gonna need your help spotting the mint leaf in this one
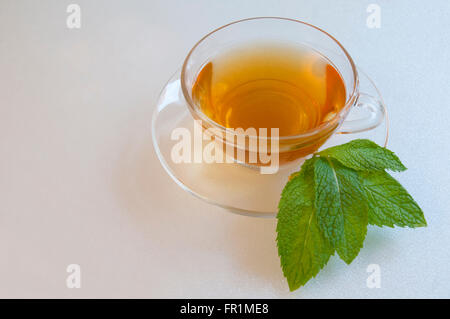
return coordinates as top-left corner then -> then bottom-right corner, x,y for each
319,139 -> 406,172
360,170 -> 427,228
277,158 -> 334,291
276,139 -> 426,291
314,157 -> 368,264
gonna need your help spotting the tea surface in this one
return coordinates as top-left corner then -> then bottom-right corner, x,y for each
192,42 -> 347,137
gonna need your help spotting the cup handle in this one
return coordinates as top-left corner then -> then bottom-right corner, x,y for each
338,93 -> 386,134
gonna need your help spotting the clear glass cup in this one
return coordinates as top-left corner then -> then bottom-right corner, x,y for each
180,17 -> 385,167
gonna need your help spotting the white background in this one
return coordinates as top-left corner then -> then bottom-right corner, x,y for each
0,0 -> 449,298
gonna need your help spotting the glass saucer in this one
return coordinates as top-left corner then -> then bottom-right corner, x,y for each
152,68 -> 388,217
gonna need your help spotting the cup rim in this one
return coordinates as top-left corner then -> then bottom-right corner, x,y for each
180,16 -> 359,141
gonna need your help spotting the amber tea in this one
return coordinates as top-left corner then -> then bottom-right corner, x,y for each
192,42 -> 346,138
191,42 -> 347,165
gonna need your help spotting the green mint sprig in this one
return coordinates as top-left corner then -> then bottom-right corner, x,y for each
276,139 -> 426,291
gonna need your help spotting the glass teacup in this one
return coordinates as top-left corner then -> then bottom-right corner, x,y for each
180,17 -> 385,172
